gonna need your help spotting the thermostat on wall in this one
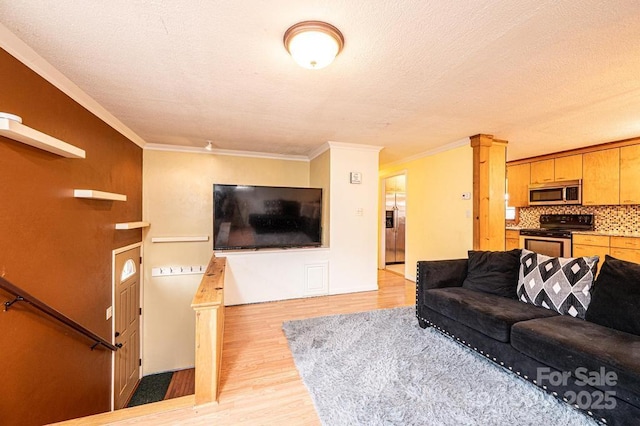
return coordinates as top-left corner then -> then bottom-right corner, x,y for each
350,172 -> 362,184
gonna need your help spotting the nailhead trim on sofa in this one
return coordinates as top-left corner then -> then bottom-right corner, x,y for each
414,264 -> 606,424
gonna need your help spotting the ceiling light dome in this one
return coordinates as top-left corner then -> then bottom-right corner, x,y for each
284,21 -> 344,69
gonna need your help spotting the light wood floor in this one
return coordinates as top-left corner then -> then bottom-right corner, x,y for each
58,270 -> 415,425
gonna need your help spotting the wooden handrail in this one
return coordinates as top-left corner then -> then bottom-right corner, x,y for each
191,255 -> 226,406
0,276 -> 118,351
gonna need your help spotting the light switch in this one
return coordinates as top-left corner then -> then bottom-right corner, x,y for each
355,208 -> 363,216
106,306 -> 113,320
461,192 -> 471,200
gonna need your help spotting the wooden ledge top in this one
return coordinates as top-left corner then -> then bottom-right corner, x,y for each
191,256 -> 226,309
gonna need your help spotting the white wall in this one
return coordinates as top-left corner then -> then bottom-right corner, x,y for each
222,248 -> 330,305
328,143 -> 381,294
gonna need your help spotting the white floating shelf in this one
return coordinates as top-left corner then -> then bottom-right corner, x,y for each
151,236 -> 209,243
74,189 -> 127,201
0,112 -> 86,159
115,221 -> 150,230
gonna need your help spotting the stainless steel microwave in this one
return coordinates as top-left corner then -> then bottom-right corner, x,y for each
528,180 -> 582,206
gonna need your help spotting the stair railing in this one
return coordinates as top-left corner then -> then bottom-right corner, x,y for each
0,276 -> 117,351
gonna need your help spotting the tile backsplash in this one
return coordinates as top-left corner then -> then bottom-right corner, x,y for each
507,205 -> 640,233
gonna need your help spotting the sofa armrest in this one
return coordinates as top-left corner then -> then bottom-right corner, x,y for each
416,259 -> 468,324
416,259 -> 468,291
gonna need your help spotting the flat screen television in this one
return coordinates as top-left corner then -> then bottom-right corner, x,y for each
213,184 -> 323,250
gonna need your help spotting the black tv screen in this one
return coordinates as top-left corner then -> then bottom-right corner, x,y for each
213,184 -> 323,250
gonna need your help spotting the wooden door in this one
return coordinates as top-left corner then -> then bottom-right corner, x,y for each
114,246 -> 141,409
582,148 -> 620,206
530,159 -> 554,183
620,145 -> 640,205
554,154 -> 582,181
506,163 -> 530,207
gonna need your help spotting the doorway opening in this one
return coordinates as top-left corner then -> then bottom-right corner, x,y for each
382,173 -> 406,276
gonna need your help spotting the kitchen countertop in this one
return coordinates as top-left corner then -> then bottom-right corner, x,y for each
572,230 -> 640,238
506,227 -> 640,238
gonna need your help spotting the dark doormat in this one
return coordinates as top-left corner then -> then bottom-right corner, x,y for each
127,372 -> 174,407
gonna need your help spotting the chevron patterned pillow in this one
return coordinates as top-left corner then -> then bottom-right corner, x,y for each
517,249 -> 599,319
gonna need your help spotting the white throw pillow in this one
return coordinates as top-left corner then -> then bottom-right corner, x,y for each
517,249 -> 599,319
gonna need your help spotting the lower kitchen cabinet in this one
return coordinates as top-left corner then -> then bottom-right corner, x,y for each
573,243 -> 610,264
505,229 -> 520,251
610,236 -> 640,263
572,234 -> 610,275
573,234 -> 640,273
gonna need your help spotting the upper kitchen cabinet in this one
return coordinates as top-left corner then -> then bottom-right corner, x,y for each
530,155 -> 582,183
620,145 -> 640,205
530,159 -> 554,184
582,148 -> 620,206
554,154 -> 582,181
506,163 -> 530,207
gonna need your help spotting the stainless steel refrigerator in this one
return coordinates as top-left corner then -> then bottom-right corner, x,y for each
385,192 -> 406,264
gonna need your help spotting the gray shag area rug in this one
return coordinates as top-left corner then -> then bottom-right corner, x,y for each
282,306 -> 599,426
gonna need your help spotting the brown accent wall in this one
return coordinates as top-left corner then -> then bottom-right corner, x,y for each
0,49 -> 143,425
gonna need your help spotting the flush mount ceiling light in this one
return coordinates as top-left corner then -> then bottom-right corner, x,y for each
283,21 -> 344,69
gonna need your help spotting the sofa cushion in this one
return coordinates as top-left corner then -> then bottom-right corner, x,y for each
517,249 -> 598,319
512,315 -> 640,399
586,255 -> 640,336
462,249 -> 521,299
417,259 -> 468,291
423,287 -> 558,342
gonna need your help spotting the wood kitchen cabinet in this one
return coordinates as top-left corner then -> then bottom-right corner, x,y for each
505,229 -> 520,250
610,236 -> 640,263
554,154 -> 582,181
620,145 -> 640,205
572,234 -> 610,274
530,159 -> 554,184
582,148 -> 620,206
573,235 -> 640,273
530,154 -> 582,184
506,163 -> 530,207
572,235 -> 610,258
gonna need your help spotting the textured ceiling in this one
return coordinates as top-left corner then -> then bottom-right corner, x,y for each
1,1 -> 639,163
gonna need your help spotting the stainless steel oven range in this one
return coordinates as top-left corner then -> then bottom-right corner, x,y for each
518,214 -> 594,257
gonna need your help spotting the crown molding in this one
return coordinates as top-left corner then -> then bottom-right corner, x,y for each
308,141 -> 384,161
144,143 -> 309,161
381,137 -> 470,168
0,23 -> 147,149
326,141 -> 384,152
307,142 -> 330,160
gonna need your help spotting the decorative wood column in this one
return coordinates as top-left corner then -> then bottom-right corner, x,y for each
191,255 -> 226,407
470,134 -> 508,251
